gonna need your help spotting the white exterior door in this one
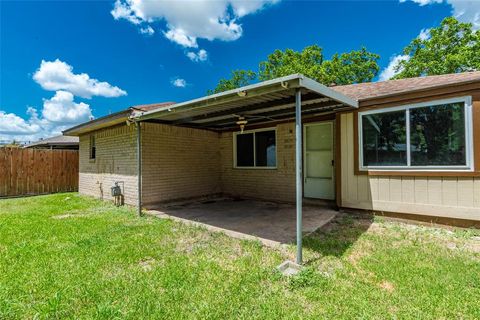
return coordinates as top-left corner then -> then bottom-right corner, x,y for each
303,122 -> 335,200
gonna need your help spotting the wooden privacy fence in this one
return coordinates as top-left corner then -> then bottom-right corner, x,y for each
0,148 -> 79,197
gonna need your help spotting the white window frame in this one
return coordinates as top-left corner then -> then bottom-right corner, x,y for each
233,127 -> 277,169
358,96 -> 473,172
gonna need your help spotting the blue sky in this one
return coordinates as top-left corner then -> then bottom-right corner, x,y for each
1,0 -> 478,142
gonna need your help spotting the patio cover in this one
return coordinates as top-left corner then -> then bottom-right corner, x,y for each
134,74 -> 358,128
132,74 -> 358,265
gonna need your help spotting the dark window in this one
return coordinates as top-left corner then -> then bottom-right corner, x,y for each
235,130 -> 276,168
360,100 -> 469,169
255,130 -> 276,167
236,133 -> 254,166
362,110 -> 407,166
410,102 -> 466,166
89,135 -> 96,160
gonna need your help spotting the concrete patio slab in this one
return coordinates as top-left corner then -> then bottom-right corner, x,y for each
145,197 -> 337,247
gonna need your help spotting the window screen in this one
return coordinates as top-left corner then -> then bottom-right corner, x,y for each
410,102 -> 466,166
89,135 -> 96,160
255,130 -> 276,167
360,100 -> 470,169
362,110 -> 407,166
235,129 -> 276,168
236,133 -> 254,166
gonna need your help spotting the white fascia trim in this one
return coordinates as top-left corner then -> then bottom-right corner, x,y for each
136,74 -> 305,121
299,76 -> 359,109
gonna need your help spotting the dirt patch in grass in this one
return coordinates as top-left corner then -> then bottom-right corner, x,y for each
52,213 -> 91,219
378,280 -> 395,293
347,240 -> 374,266
174,229 -> 214,254
51,207 -> 110,219
138,257 -> 157,272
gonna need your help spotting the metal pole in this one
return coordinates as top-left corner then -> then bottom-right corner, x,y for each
295,88 -> 303,265
136,121 -> 142,216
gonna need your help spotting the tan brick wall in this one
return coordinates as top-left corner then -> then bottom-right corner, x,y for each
79,124 -> 138,205
219,123 -> 296,202
141,123 -> 221,205
78,122 -> 296,206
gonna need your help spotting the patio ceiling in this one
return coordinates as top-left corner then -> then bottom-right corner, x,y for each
135,74 -> 358,130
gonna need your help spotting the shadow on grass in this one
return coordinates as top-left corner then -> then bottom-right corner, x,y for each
303,211 -> 374,261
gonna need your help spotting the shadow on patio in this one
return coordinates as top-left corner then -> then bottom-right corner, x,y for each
146,197 -> 343,246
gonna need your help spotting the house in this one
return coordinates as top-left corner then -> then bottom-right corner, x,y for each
64,72 -> 480,227
25,135 -> 79,150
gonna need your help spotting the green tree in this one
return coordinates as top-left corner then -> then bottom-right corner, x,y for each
209,45 -> 380,93
321,47 -> 381,85
258,45 -> 325,81
394,17 -> 480,79
259,45 -> 379,85
207,70 -> 257,94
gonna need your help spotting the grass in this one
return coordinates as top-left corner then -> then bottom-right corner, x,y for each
0,193 -> 479,319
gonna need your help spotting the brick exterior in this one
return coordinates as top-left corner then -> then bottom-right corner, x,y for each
219,123 -> 296,202
79,122 -> 223,205
141,123 -> 221,205
79,124 -> 138,205
79,121 -> 298,206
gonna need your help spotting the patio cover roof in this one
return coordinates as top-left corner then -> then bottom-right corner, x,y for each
135,74 -> 358,130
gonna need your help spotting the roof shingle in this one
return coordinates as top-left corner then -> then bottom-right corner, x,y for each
25,135 -> 79,148
331,71 -> 480,101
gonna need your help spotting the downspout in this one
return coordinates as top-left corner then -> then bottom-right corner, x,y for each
136,121 -> 142,216
295,88 -> 303,265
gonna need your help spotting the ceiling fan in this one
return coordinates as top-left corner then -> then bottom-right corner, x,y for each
234,114 -> 276,133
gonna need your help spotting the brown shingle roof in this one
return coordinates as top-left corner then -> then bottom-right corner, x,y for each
25,135 -> 79,148
331,71 -> 480,101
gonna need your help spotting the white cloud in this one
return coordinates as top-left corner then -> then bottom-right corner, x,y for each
0,109 -> 43,136
400,0 -> 442,5
110,0 -> 279,49
401,0 -> 480,29
186,49 -> 208,62
140,26 -> 154,35
42,91 -> 92,123
379,55 -> 410,81
0,92 -> 93,143
33,59 -> 127,99
111,0 -> 142,25
165,28 -> 198,48
171,78 -> 187,88
418,28 -> 431,40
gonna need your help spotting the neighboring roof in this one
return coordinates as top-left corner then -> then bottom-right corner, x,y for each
136,74 -> 358,130
331,71 -> 480,101
25,135 -> 79,148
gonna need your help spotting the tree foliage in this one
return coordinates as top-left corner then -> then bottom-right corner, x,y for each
209,45 -> 380,93
207,70 -> 257,94
394,17 -> 480,79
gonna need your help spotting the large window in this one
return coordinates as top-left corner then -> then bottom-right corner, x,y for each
359,97 -> 473,171
234,129 -> 276,168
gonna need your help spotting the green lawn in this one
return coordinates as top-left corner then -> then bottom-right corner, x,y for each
0,194 -> 479,319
